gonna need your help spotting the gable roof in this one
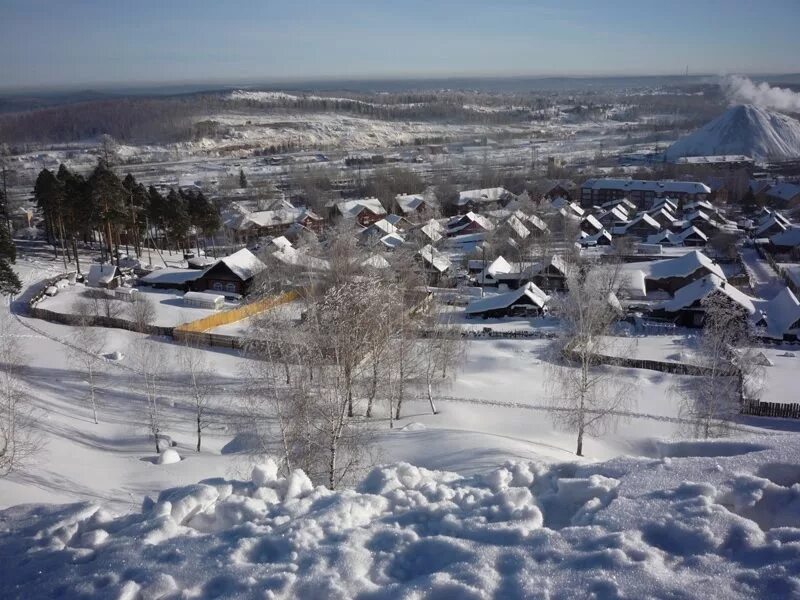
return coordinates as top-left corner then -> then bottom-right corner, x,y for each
581,214 -> 603,231
447,211 -> 494,234
626,212 -> 661,232
504,215 -> 530,239
657,274 -> 755,314
582,178 -> 711,195
646,250 -> 725,281
212,248 -> 267,281
754,215 -> 788,237
766,182 -> 800,203
770,226 -> 800,248
395,193 -> 428,214
465,282 -> 549,315
417,244 -> 451,273
379,232 -> 406,250
87,264 -> 119,286
753,287 -> 800,338
336,198 -> 387,218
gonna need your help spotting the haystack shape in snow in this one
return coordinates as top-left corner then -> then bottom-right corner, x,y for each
666,104 -> 800,161
466,282 -> 549,318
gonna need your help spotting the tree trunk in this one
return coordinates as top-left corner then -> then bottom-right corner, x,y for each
89,366 -> 98,424
427,380 -> 437,414
196,411 -> 201,452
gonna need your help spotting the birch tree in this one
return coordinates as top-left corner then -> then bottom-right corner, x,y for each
676,293 -> 761,438
129,340 -> 169,452
548,263 -> 631,456
0,312 -> 38,476
69,299 -> 106,424
178,341 -> 215,452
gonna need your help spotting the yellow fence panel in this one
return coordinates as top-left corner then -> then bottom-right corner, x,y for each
174,291 -> 299,334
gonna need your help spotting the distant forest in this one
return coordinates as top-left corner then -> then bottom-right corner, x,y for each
0,83 -> 728,148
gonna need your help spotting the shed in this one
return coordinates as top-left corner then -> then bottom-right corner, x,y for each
86,264 -> 121,289
183,291 -> 225,310
114,287 -> 139,302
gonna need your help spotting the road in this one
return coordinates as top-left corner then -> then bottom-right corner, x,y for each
740,247 -> 784,300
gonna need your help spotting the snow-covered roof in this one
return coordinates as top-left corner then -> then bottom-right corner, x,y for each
272,246 -> 330,271
582,178 -> 711,195
504,215 -> 530,239
581,214 -> 603,231
646,226 -> 708,246
651,198 -> 678,212
87,264 -> 119,286
379,232 -> 405,250
212,248 -> 266,281
551,197 -> 584,216
601,197 -> 637,211
579,229 -> 613,246
599,205 -> 630,223
526,213 -> 549,232
683,200 -> 713,213
363,219 -> 398,236
362,254 -> 391,270
657,274 -> 755,315
625,212 -> 661,232
648,208 -> 677,224
447,211 -> 494,234
336,198 -> 387,218
456,187 -> 513,206
476,256 -> 513,283
754,215 -> 788,237
770,226 -> 800,248
417,244 -> 451,273
183,291 -> 224,304
270,236 -> 293,251
767,183 -> 800,202
235,207 -> 303,230
753,287 -> 800,338
384,214 -> 409,228
646,250 -> 725,281
465,282 -> 549,314
140,268 -> 201,286
395,193 -> 428,214
416,219 -> 443,243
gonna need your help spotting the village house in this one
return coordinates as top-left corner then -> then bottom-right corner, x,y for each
334,198 -> 388,227
446,212 -> 494,237
623,213 -> 662,239
769,227 -> 800,256
465,282 -> 549,319
394,193 -> 438,221
193,248 -> 266,296
752,287 -> 800,341
651,274 -> 755,327
646,226 -> 708,248
416,244 -> 452,284
455,187 -> 516,212
86,264 -> 121,289
639,250 -> 725,295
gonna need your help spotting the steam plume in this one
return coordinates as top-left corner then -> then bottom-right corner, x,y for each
721,75 -> 800,113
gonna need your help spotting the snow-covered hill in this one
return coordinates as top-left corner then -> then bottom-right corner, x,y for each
2,437 -> 800,599
666,104 -> 800,161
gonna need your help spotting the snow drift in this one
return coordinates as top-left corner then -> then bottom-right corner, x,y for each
1,437 -> 800,598
666,104 -> 800,161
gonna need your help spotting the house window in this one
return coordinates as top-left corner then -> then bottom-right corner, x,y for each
225,282 -> 237,293
212,281 -> 223,291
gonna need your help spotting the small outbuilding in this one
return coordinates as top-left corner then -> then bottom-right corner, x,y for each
183,291 -> 225,310
113,287 -> 139,302
86,264 -> 121,289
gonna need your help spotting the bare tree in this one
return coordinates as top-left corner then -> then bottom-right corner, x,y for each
68,299 -> 106,424
129,340 -> 169,452
0,312 -> 38,476
127,293 -> 156,333
548,262 -> 631,456
676,293 -> 761,438
84,288 -> 123,319
177,340 -> 215,452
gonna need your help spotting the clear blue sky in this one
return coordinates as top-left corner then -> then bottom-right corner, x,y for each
2,0 -> 799,90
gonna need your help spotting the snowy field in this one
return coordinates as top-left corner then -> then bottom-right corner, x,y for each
4,253 -> 800,598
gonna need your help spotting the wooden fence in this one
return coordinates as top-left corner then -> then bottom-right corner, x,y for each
742,400 -> 800,419
29,306 -> 173,337
175,291 -> 299,334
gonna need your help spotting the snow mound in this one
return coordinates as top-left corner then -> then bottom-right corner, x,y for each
156,449 -> 181,465
2,436 -> 800,598
398,422 -> 426,431
666,104 -> 800,161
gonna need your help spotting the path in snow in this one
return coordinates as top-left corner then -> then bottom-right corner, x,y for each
740,247 -> 784,300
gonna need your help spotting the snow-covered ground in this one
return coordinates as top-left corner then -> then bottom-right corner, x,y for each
35,283 -> 234,328
2,435 -> 800,598
4,250 -> 800,598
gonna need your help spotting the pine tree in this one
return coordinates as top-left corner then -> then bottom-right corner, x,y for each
0,197 -> 20,295
239,168 -> 248,189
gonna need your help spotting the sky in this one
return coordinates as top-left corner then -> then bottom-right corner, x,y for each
1,0 -> 799,91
